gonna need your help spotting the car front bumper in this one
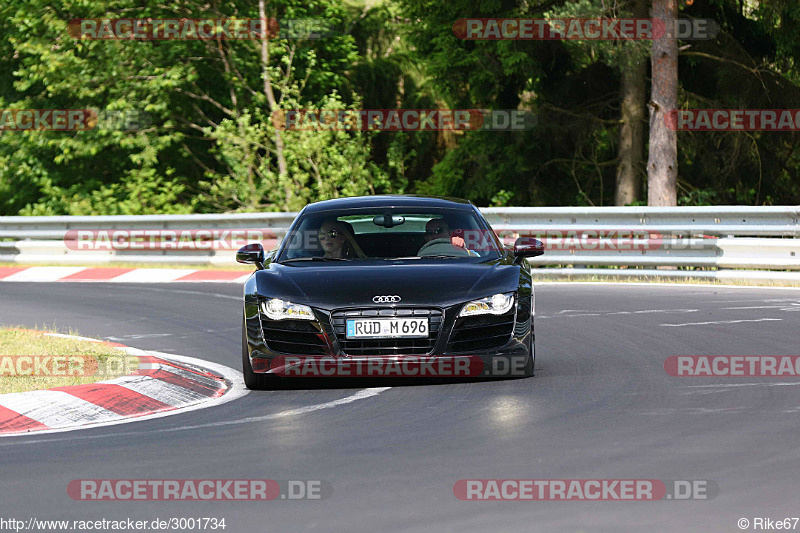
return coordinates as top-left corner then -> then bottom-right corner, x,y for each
244,297 -> 533,379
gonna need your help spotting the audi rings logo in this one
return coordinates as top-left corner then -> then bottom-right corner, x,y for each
373,295 -> 401,303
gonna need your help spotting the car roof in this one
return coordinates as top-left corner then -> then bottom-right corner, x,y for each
303,195 -> 473,213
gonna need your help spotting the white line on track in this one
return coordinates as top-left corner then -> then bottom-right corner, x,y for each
639,407 -> 747,415
720,305 -> 792,310
539,308 -> 698,319
707,298 -> 800,303
45,332 -> 105,343
102,285 -> 243,301
659,318 -> 783,327
129,287 -> 243,300
105,333 -> 173,340
682,382 -> 800,388
167,386 -> 392,429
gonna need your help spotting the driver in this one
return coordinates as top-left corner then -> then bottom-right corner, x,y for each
318,219 -> 365,259
422,218 -> 466,249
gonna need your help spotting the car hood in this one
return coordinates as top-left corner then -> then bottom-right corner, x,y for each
254,259 -> 519,310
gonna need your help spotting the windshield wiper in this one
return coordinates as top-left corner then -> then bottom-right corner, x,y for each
280,257 -> 351,263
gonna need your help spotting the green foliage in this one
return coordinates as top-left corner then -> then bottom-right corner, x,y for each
678,187 -> 718,206
0,0 -> 393,215
545,0 -> 650,71
398,0 -> 800,207
0,0 -> 799,215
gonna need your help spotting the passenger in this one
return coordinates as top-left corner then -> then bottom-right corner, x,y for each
318,219 -> 365,259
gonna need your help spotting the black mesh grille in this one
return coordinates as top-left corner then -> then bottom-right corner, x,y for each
447,312 -> 515,352
260,318 -> 328,355
331,308 -> 442,356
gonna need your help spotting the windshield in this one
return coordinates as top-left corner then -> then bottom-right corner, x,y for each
276,207 -> 502,262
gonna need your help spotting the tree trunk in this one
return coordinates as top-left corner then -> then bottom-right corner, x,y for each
258,0 -> 290,205
615,0 -> 648,206
647,0 -> 678,206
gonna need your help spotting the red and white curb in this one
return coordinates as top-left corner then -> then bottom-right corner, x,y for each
0,334 -> 248,436
0,266 -> 250,283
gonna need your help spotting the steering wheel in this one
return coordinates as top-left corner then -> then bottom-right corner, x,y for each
417,238 -> 471,257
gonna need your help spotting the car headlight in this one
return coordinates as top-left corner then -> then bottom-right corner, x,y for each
458,293 -> 515,317
260,298 -> 315,321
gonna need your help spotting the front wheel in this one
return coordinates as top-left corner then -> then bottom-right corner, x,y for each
522,322 -> 535,378
242,320 -> 278,390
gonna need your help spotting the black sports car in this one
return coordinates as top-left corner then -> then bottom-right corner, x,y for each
237,195 -> 544,389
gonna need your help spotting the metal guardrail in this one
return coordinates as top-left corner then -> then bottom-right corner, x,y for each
481,205 -> 800,236
0,212 -> 296,266
481,206 -> 800,273
1,207 -> 799,280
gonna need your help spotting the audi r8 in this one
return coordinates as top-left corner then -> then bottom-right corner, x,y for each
237,195 -> 543,389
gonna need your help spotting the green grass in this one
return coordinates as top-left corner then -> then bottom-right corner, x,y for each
0,327 -> 138,394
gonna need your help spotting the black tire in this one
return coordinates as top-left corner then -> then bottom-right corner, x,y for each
522,320 -> 535,378
242,320 -> 276,390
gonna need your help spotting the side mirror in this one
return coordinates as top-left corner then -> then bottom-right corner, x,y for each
237,243 -> 266,269
513,237 -> 544,263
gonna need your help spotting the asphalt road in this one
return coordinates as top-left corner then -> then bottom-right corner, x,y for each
1,281 -> 799,532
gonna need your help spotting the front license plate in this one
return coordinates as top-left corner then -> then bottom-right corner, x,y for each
346,318 -> 429,339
